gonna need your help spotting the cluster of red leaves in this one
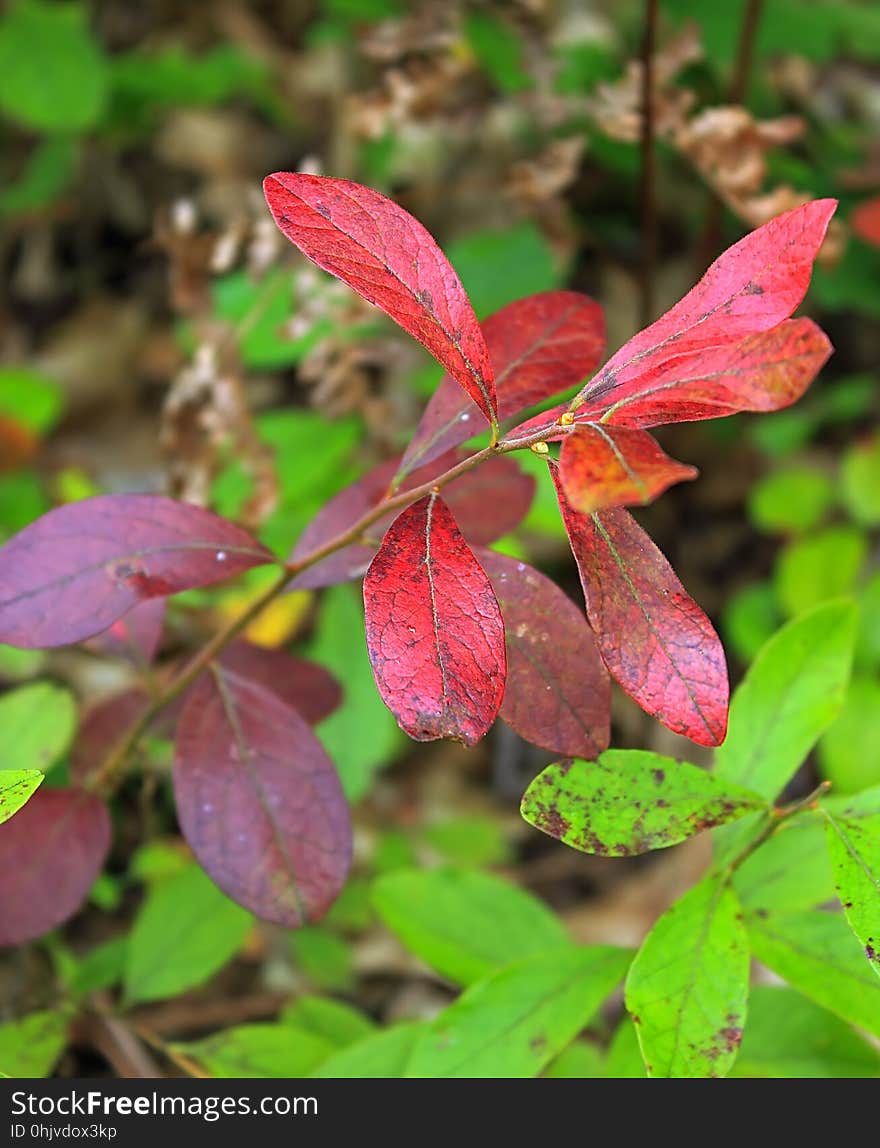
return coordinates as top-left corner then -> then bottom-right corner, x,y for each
0,175 -> 834,942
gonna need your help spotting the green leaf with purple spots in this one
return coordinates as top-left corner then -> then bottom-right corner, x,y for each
0,769 -> 43,826
521,750 -> 765,857
625,876 -> 750,1078
823,810 -> 880,979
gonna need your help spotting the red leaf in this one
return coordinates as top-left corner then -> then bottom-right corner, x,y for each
852,197 -> 880,247
478,550 -> 610,758
508,316 -> 830,441
559,425 -> 697,513
218,641 -> 342,725
289,454 -> 533,590
0,495 -> 274,649
0,787 -> 112,946
580,318 -> 832,428
550,464 -> 728,746
398,291 -> 605,480
571,199 -> 836,416
71,688 -> 152,785
84,599 -> 166,665
173,667 -> 351,927
264,173 -> 496,422
363,494 -> 506,746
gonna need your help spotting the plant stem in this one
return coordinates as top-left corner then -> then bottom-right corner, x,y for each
718,779 -> 831,879
638,0 -> 659,329
694,0 -> 765,272
86,420 -> 572,798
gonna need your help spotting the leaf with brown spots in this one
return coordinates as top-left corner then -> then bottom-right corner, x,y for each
264,173 -> 497,424
625,876 -> 750,1078
477,550 -> 609,758
521,750 -> 766,857
823,810 -> 880,980
559,424 -> 697,513
0,787 -> 112,946
0,770 -> 43,826
363,494 -> 505,746
550,463 -> 728,747
0,495 -> 275,649
173,665 -> 351,927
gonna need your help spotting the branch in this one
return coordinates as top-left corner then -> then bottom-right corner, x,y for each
639,0 -> 659,329
86,419 -> 571,798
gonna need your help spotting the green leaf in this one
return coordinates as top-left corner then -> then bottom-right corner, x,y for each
0,644 -> 46,682
0,471 -> 49,540
208,269 -> 329,370
818,677 -> 880,794
0,1010 -> 68,1077
109,44 -> 274,123
734,817 -> 835,912
748,466 -> 835,534
322,877 -> 374,932
311,1022 -> 425,1079
124,864 -> 252,1004
289,926 -> 355,992
178,1024 -> 333,1078
543,1041 -> 605,1078
423,814 -> 512,867
372,867 -> 569,987
129,839 -> 189,885
521,751 -> 765,857
722,581 -> 781,664
0,0 -> 108,131
823,811 -> 880,978
825,785 -> 880,822
0,682 -> 76,774
0,368 -> 63,435
856,572 -> 880,672
0,138 -> 78,217
731,986 -> 880,1078
714,601 -> 857,801
445,222 -> 560,319
605,1017 -> 646,1078
307,584 -> 403,801
0,769 -> 43,825
747,910 -> 880,1036
67,937 -> 127,997
774,528 -> 866,618
464,10 -> 530,94
281,997 -> 375,1049
841,434 -> 880,525
625,877 -> 750,1078
406,946 -> 631,1078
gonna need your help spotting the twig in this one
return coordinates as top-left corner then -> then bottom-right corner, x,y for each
85,418 -> 575,799
639,0 -> 659,329
695,0 -> 765,271
128,992 -> 289,1038
76,996 -> 163,1078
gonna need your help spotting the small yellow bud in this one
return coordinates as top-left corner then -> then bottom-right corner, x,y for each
530,441 -> 550,455
558,412 -> 575,426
